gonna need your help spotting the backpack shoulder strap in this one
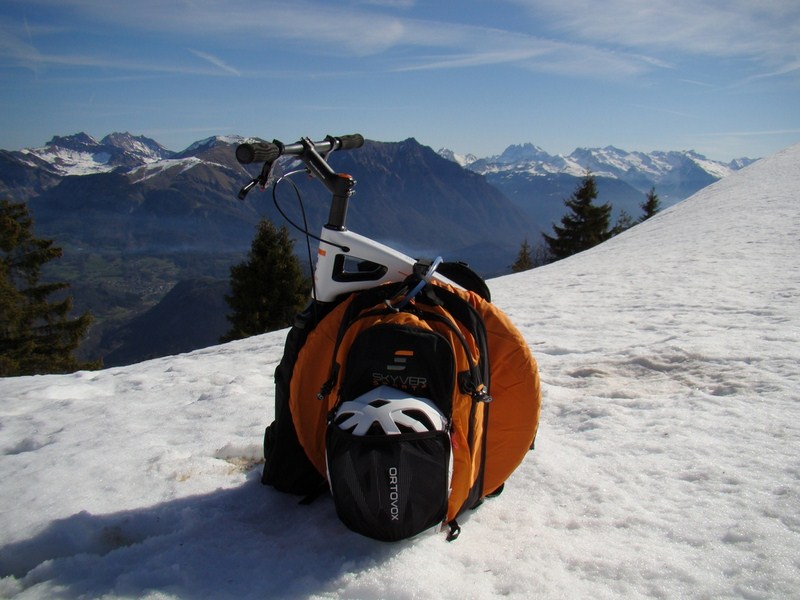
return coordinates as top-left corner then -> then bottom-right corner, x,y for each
438,261 -> 491,302
418,282 -> 491,388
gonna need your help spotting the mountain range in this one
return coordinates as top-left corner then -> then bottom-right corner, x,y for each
0,132 -> 754,365
438,143 -> 755,235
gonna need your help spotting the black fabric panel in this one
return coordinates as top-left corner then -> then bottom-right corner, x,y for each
326,426 -> 450,541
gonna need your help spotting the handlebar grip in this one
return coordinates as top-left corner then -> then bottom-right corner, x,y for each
335,134 -> 364,150
235,142 -> 280,165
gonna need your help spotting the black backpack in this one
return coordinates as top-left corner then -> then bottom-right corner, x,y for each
260,261 -> 490,499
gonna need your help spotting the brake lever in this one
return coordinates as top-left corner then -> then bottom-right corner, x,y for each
237,160 -> 274,200
238,178 -> 259,200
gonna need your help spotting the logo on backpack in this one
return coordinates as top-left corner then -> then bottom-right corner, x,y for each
388,466 -> 400,521
372,349 -> 428,391
388,349 -> 413,371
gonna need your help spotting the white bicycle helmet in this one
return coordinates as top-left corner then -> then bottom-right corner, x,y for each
333,385 -> 448,436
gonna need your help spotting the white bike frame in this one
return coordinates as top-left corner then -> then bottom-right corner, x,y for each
237,133 -> 456,304
314,227 -> 454,303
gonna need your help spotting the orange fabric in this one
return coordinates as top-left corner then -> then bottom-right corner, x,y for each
475,298 -> 541,495
438,285 -> 541,498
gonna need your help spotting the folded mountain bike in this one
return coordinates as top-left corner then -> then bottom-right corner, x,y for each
235,134 -> 539,542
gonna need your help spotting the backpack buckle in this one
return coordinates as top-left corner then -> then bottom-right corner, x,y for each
390,256 -> 444,310
413,256 -> 444,282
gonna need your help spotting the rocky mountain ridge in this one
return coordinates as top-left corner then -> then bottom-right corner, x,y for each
439,142 -> 756,207
9,132 -> 753,200
442,141 -> 753,182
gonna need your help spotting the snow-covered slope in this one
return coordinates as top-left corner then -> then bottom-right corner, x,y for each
1,144 -> 799,599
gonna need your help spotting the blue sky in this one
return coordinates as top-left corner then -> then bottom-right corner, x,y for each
1,0 -> 798,161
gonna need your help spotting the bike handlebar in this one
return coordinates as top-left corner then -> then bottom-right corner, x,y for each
235,133 -> 364,225
235,133 -> 364,165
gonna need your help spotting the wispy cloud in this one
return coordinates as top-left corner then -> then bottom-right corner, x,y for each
8,0 -> 665,80
375,19 -> 661,79
0,20 -> 42,73
507,0 -> 800,69
7,49 -> 238,77
19,1 -> 425,56
188,49 -> 241,76
630,103 -> 696,119
395,48 -> 550,71
0,20 -> 241,78
22,16 -> 33,45
680,79 -> 716,89
733,61 -> 800,87
10,0 -> 798,85
353,0 -> 416,7
708,128 -> 800,138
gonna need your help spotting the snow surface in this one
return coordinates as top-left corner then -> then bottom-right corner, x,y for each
128,157 -> 208,183
19,147 -> 116,177
1,144 -> 799,599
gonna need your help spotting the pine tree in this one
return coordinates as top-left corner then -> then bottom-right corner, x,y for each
531,241 -> 555,267
221,219 -> 308,342
543,174 -> 612,260
511,238 -> 535,273
640,187 -> 662,222
611,209 -> 635,236
1,198 -> 95,376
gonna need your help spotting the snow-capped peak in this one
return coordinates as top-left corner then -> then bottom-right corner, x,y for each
436,148 -> 478,167
496,142 -> 551,164
46,132 -> 100,151
101,132 -> 173,162
20,132 -> 175,176
440,142 -> 757,193
180,135 -> 245,155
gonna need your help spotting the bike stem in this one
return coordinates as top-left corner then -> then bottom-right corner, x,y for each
298,137 -> 355,231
